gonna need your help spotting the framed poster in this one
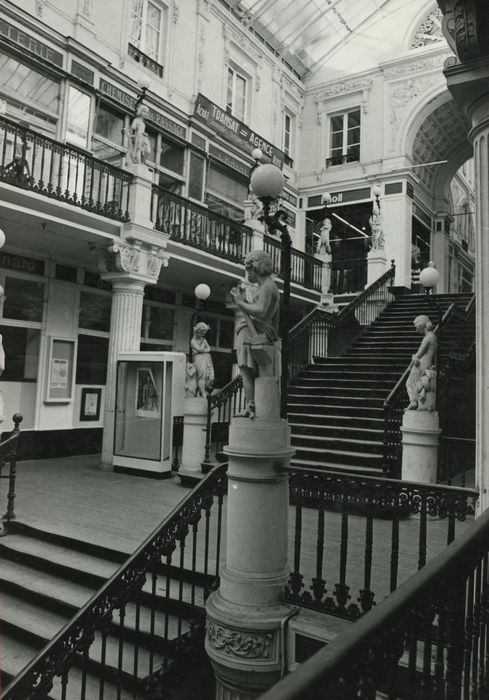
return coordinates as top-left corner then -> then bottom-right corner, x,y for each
80,387 -> 102,421
45,337 -> 76,402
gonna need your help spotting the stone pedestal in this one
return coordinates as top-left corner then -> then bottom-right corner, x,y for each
366,249 -> 387,287
316,252 -> 331,296
401,410 -> 441,483
125,162 -> 154,229
205,376 -> 295,698
178,396 -> 207,485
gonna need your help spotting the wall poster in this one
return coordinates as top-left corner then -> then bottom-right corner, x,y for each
45,337 -> 76,402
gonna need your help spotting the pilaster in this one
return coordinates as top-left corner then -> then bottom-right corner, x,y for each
382,192 -> 413,288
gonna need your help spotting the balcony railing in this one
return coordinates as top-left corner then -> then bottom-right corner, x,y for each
330,257 -> 367,294
263,234 -> 322,291
128,43 -> 164,78
151,185 -> 253,264
0,116 -> 132,221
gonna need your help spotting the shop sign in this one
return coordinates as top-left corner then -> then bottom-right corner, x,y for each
193,93 -> 285,168
209,144 -> 249,177
281,189 -> 298,207
307,187 -> 370,208
0,19 -> 63,67
99,79 -> 136,110
0,251 -> 45,275
146,108 -> 186,140
71,60 -> 94,85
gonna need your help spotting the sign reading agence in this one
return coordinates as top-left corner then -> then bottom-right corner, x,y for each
193,93 -> 285,168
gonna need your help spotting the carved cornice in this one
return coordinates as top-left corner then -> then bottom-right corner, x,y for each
383,51 -> 451,79
206,620 -> 272,659
223,23 -> 264,64
436,0 -> 489,63
314,79 -> 372,114
97,242 -> 169,283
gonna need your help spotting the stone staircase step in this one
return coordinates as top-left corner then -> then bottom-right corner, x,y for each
290,459 -> 384,477
289,422 -> 383,441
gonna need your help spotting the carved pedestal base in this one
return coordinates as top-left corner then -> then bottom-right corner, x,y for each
366,250 -> 387,288
205,376 -> 295,697
179,397 -> 207,485
401,410 -> 441,483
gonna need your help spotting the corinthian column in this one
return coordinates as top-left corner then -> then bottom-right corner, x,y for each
98,241 -> 169,469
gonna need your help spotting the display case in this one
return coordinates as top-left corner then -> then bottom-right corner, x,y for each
113,352 -> 186,477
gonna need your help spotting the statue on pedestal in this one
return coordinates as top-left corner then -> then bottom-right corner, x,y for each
405,314 -> 438,411
369,200 -> 384,250
230,251 -> 280,419
190,321 -> 215,397
128,104 -> 151,164
316,216 -> 332,256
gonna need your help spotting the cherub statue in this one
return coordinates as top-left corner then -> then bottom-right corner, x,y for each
405,315 -> 438,410
316,217 -> 332,255
247,191 -> 264,221
128,104 -> 151,164
190,322 -> 214,397
369,200 -> 384,250
230,250 -> 280,418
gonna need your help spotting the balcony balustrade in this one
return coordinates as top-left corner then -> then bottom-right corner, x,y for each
263,233 -> 322,292
0,116 -> 132,221
127,43 -> 164,78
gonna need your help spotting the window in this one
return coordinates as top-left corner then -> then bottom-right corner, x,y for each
76,334 -> 109,385
141,302 -> 174,345
66,86 -> 91,149
159,136 -> 184,174
283,112 -> 295,158
79,291 -> 112,333
94,103 -> 125,147
329,109 -> 361,166
188,152 -> 205,201
129,0 -> 166,62
226,66 -> 247,122
3,277 -> 44,322
1,326 -> 40,381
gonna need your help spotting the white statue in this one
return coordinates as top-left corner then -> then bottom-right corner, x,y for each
184,362 -> 198,398
190,322 -> 215,397
230,251 -> 280,419
369,200 -> 384,251
405,315 -> 438,411
316,217 -> 332,256
128,104 -> 151,164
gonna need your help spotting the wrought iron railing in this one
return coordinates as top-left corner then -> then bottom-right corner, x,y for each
202,376 -> 245,470
151,185 -> 253,264
286,467 -> 477,621
288,306 -> 338,383
0,116 -> 132,221
127,43 -> 164,78
0,413 -> 23,537
383,295 -> 475,478
263,235 -> 322,291
330,257 -> 367,294
262,491 -> 489,700
327,261 -> 396,357
2,464 -> 227,700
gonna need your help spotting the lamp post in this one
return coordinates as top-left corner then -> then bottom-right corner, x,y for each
419,262 -> 441,409
189,283 -> 211,359
250,163 -> 291,419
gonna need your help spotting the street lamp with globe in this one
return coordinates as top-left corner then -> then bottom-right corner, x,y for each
189,283 -> 211,358
249,162 -> 291,419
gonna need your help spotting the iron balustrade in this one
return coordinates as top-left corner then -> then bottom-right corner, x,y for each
330,257 -> 367,294
0,116 -> 132,221
171,416 -> 184,470
151,185 -> 253,264
383,295 -> 475,478
288,306 -> 338,384
2,464 -> 227,700
0,413 -> 23,536
286,467 -> 477,621
127,43 -> 164,78
202,376 -> 245,469
263,234 -> 322,291
262,490 -> 489,700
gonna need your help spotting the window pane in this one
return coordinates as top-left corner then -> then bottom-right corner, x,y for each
348,110 -> 361,128
66,86 -> 91,149
3,277 -> 44,322
235,74 -> 246,121
188,152 -> 205,200
159,137 -> 184,174
330,115 -> 343,132
129,0 -> 144,45
226,68 -> 234,113
346,145 -> 360,162
79,291 -> 112,332
95,103 -> 124,145
145,25 -> 160,60
1,326 -> 40,381
141,304 -> 174,340
76,334 -> 109,384
158,172 -> 183,194
347,127 -> 360,145
0,53 -> 60,114
331,132 -> 343,149
207,165 -> 248,203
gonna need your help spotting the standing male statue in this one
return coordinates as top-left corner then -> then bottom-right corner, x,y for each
230,251 -> 280,419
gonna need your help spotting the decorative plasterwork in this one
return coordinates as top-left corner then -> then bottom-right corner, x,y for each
382,51 -> 451,79
206,621 -> 272,659
387,74 -> 443,150
98,242 -> 169,282
172,2 -> 180,24
314,78 -> 372,114
222,24 -> 263,93
410,6 -> 444,48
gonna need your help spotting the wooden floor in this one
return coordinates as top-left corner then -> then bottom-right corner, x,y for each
7,454 -> 475,609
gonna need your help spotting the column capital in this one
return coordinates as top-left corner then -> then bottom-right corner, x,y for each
97,240 -> 169,285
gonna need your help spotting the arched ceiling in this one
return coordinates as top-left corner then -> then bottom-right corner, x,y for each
412,99 -> 472,193
224,0 -> 446,77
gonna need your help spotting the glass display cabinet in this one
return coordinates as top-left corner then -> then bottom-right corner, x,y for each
113,352 -> 185,477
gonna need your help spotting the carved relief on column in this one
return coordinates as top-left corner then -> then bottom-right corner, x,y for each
97,241 -> 169,285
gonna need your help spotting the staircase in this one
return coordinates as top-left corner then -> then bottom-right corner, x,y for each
0,521 -> 217,699
288,293 -> 474,476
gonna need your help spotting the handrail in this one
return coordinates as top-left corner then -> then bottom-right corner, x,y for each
261,505 -> 489,700
0,413 -> 23,535
335,260 -> 395,323
263,234 -> 322,292
3,463 -> 227,700
289,304 -> 338,340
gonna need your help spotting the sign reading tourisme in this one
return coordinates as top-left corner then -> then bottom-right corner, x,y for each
193,93 -> 285,168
